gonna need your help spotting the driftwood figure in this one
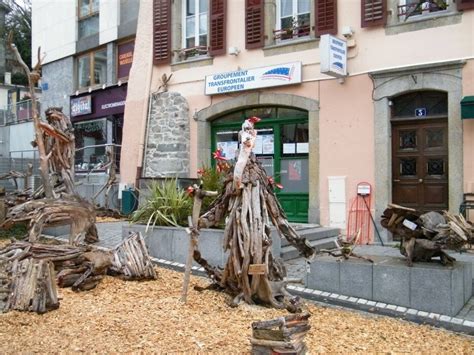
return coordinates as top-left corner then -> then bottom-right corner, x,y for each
191,117 -> 315,311
4,36 -> 97,244
3,197 -> 98,244
381,204 -> 472,266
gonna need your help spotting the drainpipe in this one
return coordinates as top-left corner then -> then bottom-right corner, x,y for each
135,41 -> 155,189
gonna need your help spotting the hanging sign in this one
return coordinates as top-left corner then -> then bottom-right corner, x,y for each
320,34 -> 347,78
205,62 -> 302,95
70,95 -> 92,117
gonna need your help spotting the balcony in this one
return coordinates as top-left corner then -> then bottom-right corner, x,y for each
0,100 -> 40,126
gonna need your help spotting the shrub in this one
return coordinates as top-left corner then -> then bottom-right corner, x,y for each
198,166 -> 226,213
130,179 -> 192,229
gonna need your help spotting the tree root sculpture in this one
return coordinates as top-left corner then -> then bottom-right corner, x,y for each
190,117 -> 316,312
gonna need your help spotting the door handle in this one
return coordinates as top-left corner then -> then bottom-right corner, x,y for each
393,179 -> 400,182
418,178 -> 423,183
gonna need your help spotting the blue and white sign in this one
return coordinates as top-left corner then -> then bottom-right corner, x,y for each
415,108 -> 427,117
205,62 -> 302,95
320,34 -> 347,78
70,95 -> 92,117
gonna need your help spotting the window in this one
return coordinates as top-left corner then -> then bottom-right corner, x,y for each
398,0 -> 448,20
276,0 -> 311,41
77,48 -> 107,89
181,0 -> 208,57
78,0 -> 99,39
74,119 -> 108,171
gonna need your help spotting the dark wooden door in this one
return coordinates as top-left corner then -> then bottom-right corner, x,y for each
392,119 -> 448,212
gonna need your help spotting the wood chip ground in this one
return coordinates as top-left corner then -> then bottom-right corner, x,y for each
0,267 -> 472,353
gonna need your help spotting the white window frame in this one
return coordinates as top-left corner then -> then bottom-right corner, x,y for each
398,0 -> 452,21
275,0 -> 311,41
181,0 -> 208,50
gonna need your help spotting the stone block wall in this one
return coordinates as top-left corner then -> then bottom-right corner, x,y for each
144,91 -> 190,178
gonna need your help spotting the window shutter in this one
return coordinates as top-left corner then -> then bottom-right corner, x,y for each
457,0 -> 474,11
153,0 -> 171,65
315,0 -> 337,36
361,0 -> 386,28
245,0 -> 264,49
209,0 -> 226,56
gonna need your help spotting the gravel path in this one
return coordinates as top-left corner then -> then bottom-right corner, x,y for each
0,267 -> 472,353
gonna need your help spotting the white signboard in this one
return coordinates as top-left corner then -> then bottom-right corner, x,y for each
320,35 -> 347,78
205,62 -> 302,95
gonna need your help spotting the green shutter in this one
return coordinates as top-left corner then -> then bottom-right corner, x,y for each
461,96 -> 474,119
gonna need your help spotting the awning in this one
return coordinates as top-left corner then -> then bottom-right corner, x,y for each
461,96 -> 474,119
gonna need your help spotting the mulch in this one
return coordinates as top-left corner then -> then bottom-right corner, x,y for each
0,267 -> 472,353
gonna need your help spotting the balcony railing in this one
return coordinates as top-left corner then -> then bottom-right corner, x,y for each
173,46 -> 208,61
398,1 -> 447,19
0,100 -> 41,126
273,25 -> 310,41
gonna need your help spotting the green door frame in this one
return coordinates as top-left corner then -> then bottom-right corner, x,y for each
211,109 -> 309,222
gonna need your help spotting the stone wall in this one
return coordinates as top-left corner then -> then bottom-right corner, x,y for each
144,91 -> 190,177
41,57 -> 74,117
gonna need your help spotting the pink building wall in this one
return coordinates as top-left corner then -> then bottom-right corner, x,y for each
463,61 -> 474,193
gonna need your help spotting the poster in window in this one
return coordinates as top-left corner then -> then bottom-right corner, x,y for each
254,135 -> 263,155
262,135 -> 274,154
288,160 -> 302,181
283,143 -> 296,154
218,141 -> 238,160
297,142 -> 309,154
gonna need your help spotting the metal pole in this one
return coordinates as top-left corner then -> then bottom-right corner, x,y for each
362,195 -> 384,246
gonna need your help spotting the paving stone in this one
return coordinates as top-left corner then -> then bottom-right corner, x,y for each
348,297 -> 358,303
386,304 -> 397,311
321,292 -> 331,297
396,306 -> 407,313
329,293 -> 339,298
367,301 -> 377,306
312,290 -> 322,295
449,318 -> 464,325
463,320 -> 474,327
439,315 -> 451,322
428,313 -> 440,320
338,295 -> 349,301
357,299 -> 368,305
417,311 -> 429,317
376,302 -> 387,309
406,308 -> 418,315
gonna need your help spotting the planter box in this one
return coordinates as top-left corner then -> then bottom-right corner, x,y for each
123,224 -> 282,268
307,255 -> 473,316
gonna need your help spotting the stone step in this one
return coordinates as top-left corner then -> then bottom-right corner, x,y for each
280,236 -> 339,261
280,227 -> 340,247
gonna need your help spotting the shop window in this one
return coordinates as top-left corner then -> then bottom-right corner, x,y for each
74,119 -> 108,171
281,123 -> 309,155
275,0 -> 311,41
78,0 -> 99,39
77,48 -> 107,89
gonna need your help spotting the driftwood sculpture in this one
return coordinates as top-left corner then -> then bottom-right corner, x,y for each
250,313 -> 311,354
191,117 -> 315,311
381,203 -> 473,266
4,36 -> 97,244
3,197 -> 98,244
0,232 -> 156,313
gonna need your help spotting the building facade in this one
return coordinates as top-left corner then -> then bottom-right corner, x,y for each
121,0 -> 474,242
32,0 -> 138,173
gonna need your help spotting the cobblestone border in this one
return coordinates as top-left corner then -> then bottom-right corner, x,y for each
150,257 -> 474,336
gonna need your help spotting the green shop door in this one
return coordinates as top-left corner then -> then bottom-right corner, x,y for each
211,107 -> 309,223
